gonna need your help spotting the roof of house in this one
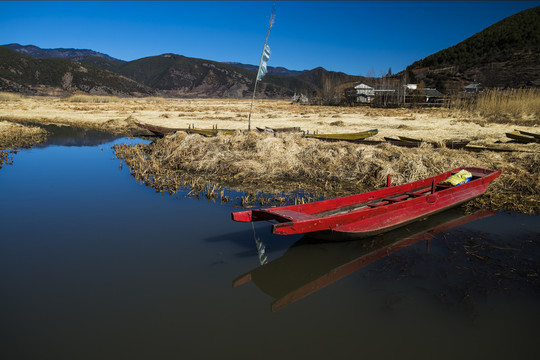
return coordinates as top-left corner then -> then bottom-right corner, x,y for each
354,83 -> 374,89
424,88 -> 443,97
465,83 -> 483,89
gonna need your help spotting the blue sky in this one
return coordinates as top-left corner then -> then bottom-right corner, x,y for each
1,1 -> 538,76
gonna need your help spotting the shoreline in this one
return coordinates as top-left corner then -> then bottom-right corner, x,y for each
112,131 -> 539,214
1,96 -> 538,213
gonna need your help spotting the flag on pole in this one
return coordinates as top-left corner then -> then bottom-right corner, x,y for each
248,6 -> 275,131
256,44 -> 271,81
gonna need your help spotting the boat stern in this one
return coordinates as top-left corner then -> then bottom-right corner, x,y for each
232,210 -> 253,222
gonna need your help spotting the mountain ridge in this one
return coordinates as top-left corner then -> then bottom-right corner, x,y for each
0,46 -> 154,96
2,6 -> 539,97
405,5 -> 540,90
3,43 -> 123,63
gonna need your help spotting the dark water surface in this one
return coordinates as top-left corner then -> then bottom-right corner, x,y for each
1,128 -> 539,360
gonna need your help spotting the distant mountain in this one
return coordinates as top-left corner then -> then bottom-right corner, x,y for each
224,62 -> 306,77
405,6 -> 540,91
0,46 -> 154,96
112,53 -> 335,98
3,43 -> 123,63
0,43 -> 363,99
111,53 -> 254,98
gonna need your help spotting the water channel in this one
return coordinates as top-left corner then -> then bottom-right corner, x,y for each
1,126 -> 539,359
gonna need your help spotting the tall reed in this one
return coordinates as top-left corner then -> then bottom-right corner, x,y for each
449,88 -> 540,124
114,132 -> 539,213
66,94 -> 120,103
0,92 -> 22,101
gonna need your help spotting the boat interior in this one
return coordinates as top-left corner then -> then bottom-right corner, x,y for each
270,170 -> 485,220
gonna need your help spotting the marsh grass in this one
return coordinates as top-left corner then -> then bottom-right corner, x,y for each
66,94 -> 121,103
0,121 -> 47,169
137,97 -> 166,104
114,131 -> 540,213
450,89 -> 540,125
0,92 -> 22,101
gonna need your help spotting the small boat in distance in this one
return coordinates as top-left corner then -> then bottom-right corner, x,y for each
135,122 -> 238,137
232,167 -> 501,239
396,135 -> 422,142
304,129 -> 378,142
464,144 -> 516,152
256,126 -> 302,133
505,130 -> 540,143
516,129 -> 540,139
135,122 -> 185,136
187,128 -> 237,137
384,135 -> 469,149
384,135 -> 422,147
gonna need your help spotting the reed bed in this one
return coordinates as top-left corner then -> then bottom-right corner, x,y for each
114,131 -> 540,213
65,94 -> 121,103
0,92 -> 22,102
0,121 -> 47,169
450,88 -> 540,125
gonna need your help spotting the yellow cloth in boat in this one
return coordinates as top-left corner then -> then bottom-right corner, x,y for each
441,170 -> 473,186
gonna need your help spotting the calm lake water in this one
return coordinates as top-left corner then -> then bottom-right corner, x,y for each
1,126 -> 539,360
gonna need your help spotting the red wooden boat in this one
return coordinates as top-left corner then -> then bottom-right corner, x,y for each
232,167 -> 501,239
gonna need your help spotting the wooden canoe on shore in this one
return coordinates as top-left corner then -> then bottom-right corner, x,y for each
187,128 -> 237,137
135,122 -> 237,137
395,135 -> 422,142
464,144 -> 516,152
505,130 -> 540,143
304,129 -> 378,142
384,136 -> 469,149
232,167 -> 500,239
256,126 -> 302,133
135,122 -> 185,136
516,129 -> 540,139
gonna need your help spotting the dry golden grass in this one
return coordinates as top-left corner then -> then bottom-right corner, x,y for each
0,121 -> 47,169
114,131 -> 540,213
1,94 -> 538,212
450,88 -> 540,125
65,94 -> 121,103
0,121 -> 46,149
0,92 -> 22,102
1,95 -> 538,146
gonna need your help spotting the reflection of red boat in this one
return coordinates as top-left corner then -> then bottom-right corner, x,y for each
233,209 -> 495,312
232,167 -> 500,238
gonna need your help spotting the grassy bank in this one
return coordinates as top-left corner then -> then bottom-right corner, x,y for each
0,121 -> 47,169
113,131 -> 539,214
